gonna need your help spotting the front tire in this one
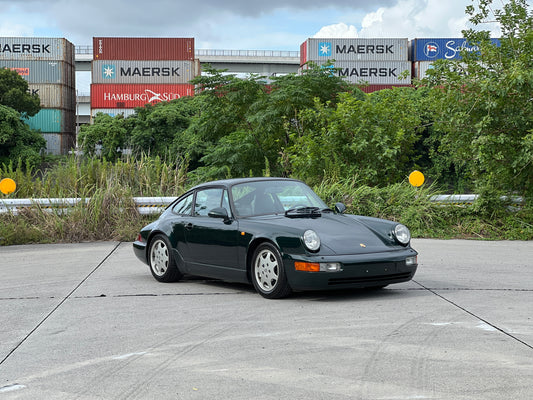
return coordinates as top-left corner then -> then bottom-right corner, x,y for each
148,234 -> 183,282
251,243 -> 292,299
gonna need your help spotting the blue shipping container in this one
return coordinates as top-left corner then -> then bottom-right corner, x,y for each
25,109 -> 75,133
411,38 -> 500,61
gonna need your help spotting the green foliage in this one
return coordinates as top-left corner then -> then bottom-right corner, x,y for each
423,0 -> 533,202
0,68 -> 40,116
0,105 -> 45,168
78,112 -> 129,161
289,86 -> 424,186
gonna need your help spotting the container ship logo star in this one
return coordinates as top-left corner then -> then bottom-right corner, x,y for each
318,42 -> 332,57
102,64 -> 115,79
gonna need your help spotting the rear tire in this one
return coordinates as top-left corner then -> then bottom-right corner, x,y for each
251,243 -> 292,299
148,234 -> 183,282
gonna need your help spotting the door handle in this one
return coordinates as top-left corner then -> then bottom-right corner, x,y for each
185,222 -> 194,230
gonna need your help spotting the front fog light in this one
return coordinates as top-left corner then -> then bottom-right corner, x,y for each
406,256 -> 417,266
321,262 -> 342,272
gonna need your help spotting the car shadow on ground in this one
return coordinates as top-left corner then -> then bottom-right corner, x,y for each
183,276 -> 412,302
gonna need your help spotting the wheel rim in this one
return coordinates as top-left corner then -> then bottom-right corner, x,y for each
150,239 -> 169,277
254,249 -> 279,292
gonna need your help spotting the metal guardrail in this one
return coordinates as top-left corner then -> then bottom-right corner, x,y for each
0,197 -> 176,216
0,195 -> 524,216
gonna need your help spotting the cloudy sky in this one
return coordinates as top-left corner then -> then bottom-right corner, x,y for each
1,0 -> 506,50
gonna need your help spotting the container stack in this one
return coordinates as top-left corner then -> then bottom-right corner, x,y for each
411,38 -> 500,79
0,37 -> 76,155
299,38 -> 411,92
91,37 -> 198,118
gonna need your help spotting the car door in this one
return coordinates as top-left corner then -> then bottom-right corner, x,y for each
167,192 -> 195,273
184,187 -> 243,281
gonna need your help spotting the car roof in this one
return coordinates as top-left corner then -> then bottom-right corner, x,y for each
189,177 -> 302,191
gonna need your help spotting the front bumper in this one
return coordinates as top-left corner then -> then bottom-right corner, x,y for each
284,248 -> 418,291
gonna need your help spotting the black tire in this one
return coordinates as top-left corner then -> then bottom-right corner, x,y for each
251,243 -> 292,299
148,234 -> 183,282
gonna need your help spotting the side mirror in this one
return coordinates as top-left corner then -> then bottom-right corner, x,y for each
208,207 -> 231,222
334,202 -> 346,214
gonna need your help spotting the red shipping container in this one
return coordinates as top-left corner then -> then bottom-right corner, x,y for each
93,37 -> 194,61
300,41 -> 307,66
358,84 -> 413,93
91,84 -> 195,108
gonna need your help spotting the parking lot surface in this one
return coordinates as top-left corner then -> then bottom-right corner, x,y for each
0,239 -> 532,399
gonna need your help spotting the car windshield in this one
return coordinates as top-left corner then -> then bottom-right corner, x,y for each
231,180 -> 328,217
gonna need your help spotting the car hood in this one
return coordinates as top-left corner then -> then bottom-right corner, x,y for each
246,213 -> 402,255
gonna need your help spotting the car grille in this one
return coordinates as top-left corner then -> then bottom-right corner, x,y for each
328,272 -> 413,286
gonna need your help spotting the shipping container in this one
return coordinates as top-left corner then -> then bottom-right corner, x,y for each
358,84 -> 413,93
28,84 -> 76,110
25,109 -> 75,133
93,37 -> 194,61
410,38 -> 500,61
301,38 -> 409,65
0,37 -> 74,63
1,60 -> 75,87
92,60 -> 197,84
301,61 -> 412,85
41,132 -> 76,155
91,108 -> 138,119
300,41 -> 307,66
91,84 -> 195,108
412,61 -> 468,80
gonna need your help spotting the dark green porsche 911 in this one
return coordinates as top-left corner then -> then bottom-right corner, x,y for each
133,177 -> 418,299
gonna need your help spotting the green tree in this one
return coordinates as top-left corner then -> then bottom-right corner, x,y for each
425,0 -> 532,200
0,105 -> 45,167
0,68 -> 40,116
185,63 -> 351,181
130,97 -> 196,160
288,86 -> 424,186
0,69 -> 44,168
78,112 -> 129,161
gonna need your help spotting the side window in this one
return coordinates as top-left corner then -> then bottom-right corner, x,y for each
172,193 -> 194,215
194,188 -> 223,216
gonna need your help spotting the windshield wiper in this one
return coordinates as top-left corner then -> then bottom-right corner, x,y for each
284,206 -> 321,218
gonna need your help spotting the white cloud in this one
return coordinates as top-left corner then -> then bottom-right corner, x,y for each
313,23 -> 359,38
314,0 -> 503,39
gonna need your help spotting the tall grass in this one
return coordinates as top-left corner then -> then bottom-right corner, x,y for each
0,154 -> 188,198
1,159 -> 531,245
0,155 -> 187,245
314,176 -> 533,240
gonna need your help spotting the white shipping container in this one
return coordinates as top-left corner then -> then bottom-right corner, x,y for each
0,37 -> 74,62
41,132 -> 76,155
302,61 -> 412,85
413,61 -> 467,79
91,109 -> 137,120
302,38 -> 409,64
92,60 -> 197,84
28,84 -> 76,110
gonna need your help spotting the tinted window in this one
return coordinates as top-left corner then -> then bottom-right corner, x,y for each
231,180 -> 327,217
194,188 -> 224,216
172,193 -> 193,215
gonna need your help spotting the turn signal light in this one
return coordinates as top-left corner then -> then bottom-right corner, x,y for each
295,262 -> 320,272
294,262 -> 342,272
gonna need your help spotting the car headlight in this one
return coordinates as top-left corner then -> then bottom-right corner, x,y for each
394,224 -> 411,245
303,230 -> 320,251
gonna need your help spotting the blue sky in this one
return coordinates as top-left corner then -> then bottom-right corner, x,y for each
0,0 -> 507,51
